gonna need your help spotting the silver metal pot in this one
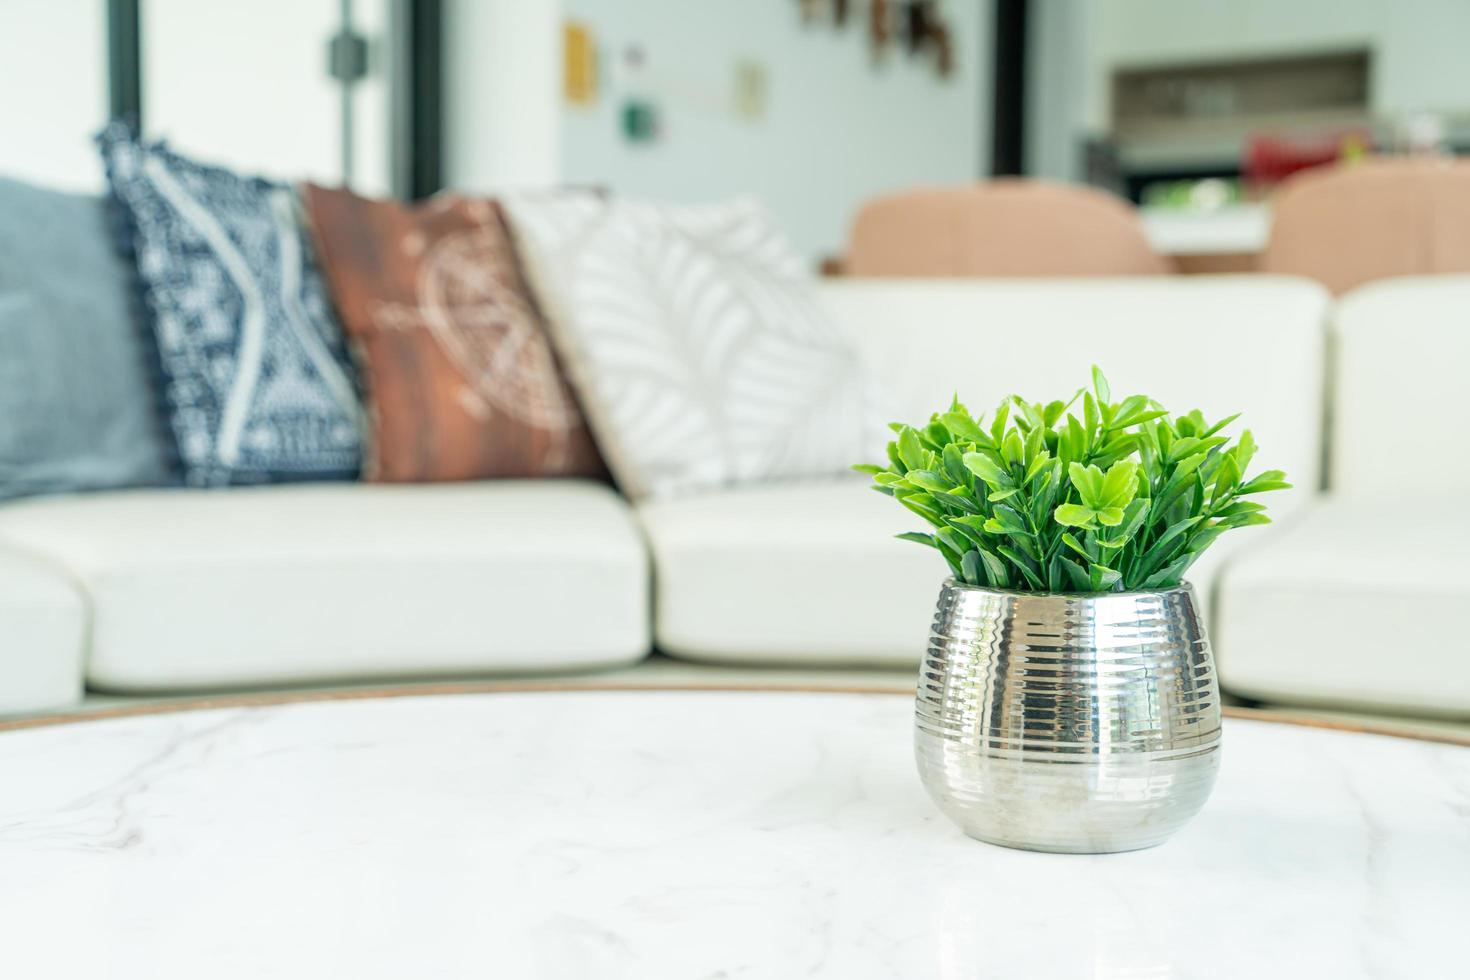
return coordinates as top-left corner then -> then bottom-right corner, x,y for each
915,580 -> 1221,853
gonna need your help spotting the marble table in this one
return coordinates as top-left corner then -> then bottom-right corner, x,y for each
0,690 -> 1465,979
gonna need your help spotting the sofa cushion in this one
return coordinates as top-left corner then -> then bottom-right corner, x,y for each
0,544 -> 85,714
1331,275 -> 1470,495
302,185 -> 603,482
638,479 -> 946,666
96,123 -> 363,486
0,176 -> 169,500
1214,497 -> 1470,716
639,478 -> 1247,668
0,482 -> 649,691
506,193 -> 883,501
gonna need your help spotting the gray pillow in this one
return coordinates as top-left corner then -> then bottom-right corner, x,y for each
0,176 -> 169,500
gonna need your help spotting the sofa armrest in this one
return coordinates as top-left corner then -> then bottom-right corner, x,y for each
0,542 -> 85,714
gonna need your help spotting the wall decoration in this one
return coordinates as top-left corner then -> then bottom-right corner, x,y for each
799,0 -> 830,25
869,0 -> 891,55
793,0 -> 952,79
733,60 -> 768,121
563,21 -> 598,106
618,44 -> 661,143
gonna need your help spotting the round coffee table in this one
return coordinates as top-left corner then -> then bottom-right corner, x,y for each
0,689 -> 1464,978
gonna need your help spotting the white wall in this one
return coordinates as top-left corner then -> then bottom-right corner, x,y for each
560,0 -> 992,262
443,0 -> 562,192
444,0 -> 992,264
0,0 -> 109,191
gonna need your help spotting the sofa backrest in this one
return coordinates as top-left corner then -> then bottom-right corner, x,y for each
817,275 -> 1330,519
1331,275 -> 1470,496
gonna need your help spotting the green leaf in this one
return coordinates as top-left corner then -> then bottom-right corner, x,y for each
905,469 -> 952,494
1091,365 -> 1111,406
1068,462 -> 1105,507
1142,553 -> 1195,590
1173,452 -> 1209,478
1061,532 -> 1091,560
1089,563 -> 1122,592
1238,469 -> 1291,494
939,411 -> 985,443
1064,414 -> 1087,463
885,440 -> 907,474
1217,512 -> 1272,529
935,526 -> 970,556
851,463 -> 884,475
977,547 -> 1009,588
1234,429 -> 1257,475
1210,453 -> 1240,506
897,426 -> 927,470
962,452 -> 1011,489
931,490 -> 981,515
1201,412 -> 1241,438
1054,503 -> 1097,528
895,531 -> 937,549
987,505 -> 1029,535
989,401 -> 1010,444
1099,459 -> 1139,509
896,492 -> 943,526
1094,506 -> 1125,527
997,546 -> 1044,589
1059,556 -> 1091,591
960,549 -> 982,585
1001,429 -> 1025,467
941,443 -> 968,485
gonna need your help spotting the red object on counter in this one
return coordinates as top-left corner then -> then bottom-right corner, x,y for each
1244,131 -> 1372,187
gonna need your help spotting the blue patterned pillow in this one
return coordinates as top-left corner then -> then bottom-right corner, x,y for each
97,123 -> 362,485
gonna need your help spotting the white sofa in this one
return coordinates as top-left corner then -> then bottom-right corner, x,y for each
1214,276 -> 1470,717
10,272 -> 1463,723
641,276 -> 1330,665
0,482 -> 648,700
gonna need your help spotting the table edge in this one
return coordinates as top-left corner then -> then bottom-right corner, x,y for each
2,681 -> 1467,746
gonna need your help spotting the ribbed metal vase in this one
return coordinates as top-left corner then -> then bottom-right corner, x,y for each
915,580 -> 1221,853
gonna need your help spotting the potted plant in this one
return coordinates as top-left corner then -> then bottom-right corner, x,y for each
857,368 -> 1289,853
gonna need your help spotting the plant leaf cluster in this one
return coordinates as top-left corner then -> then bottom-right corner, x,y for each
855,367 -> 1290,593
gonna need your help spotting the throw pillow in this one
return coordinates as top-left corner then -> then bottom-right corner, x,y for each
503,193 -> 881,500
302,185 -> 603,481
0,176 -> 169,500
96,123 -> 362,486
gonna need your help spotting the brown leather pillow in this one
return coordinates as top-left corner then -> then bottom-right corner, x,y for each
303,185 -> 603,482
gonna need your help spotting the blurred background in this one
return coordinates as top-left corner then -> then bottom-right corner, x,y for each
5,0 -> 1467,271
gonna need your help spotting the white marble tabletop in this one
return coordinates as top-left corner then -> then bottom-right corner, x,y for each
0,690 -> 1465,979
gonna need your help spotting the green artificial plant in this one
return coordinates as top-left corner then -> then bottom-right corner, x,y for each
855,368 -> 1290,593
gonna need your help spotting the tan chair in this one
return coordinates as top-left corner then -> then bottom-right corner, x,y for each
845,179 -> 1169,278
1261,157 -> 1470,295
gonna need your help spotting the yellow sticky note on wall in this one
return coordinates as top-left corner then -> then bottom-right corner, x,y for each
564,21 -> 597,106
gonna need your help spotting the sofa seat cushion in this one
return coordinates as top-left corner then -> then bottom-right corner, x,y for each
0,482 -> 648,692
1215,497 -> 1470,717
0,545 -> 85,713
637,479 -> 947,666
